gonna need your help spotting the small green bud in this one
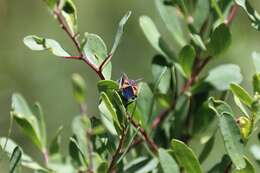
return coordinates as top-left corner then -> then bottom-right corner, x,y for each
72,73 -> 86,104
236,116 -> 251,141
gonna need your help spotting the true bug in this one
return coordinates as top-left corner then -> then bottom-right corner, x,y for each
118,74 -> 139,102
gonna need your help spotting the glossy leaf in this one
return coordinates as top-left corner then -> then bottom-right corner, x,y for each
83,33 -> 111,79
139,16 -> 165,56
235,0 -> 260,31
49,126 -> 63,155
171,139 -> 202,173
10,146 -> 22,173
190,34 -> 207,51
230,83 -> 253,107
179,45 -> 196,77
69,136 -> 87,168
155,0 -> 186,46
205,64 -> 243,91
72,73 -> 87,104
34,103 -> 47,148
44,0 -> 57,9
158,148 -> 179,173
110,11 -> 131,55
219,113 -> 246,170
207,24 -> 231,56
23,35 -> 70,57
98,97 -> 118,135
100,92 -> 121,129
11,94 -> 43,149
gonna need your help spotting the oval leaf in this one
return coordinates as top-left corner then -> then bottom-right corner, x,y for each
158,148 -> 179,173
171,139 -> 202,173
23,35 -> 70,57
219,113 -> 246,170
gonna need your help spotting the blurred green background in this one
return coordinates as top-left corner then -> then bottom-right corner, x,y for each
0,0 -> 260,172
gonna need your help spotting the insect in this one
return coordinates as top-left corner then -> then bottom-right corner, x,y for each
118,74 -> 139,102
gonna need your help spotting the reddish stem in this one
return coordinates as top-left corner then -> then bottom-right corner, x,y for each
107,128 -> 126,173
225,4 -> 239,26
129,117 -> 158,154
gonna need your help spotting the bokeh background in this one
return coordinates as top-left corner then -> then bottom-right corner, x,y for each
0,0 -> 260,172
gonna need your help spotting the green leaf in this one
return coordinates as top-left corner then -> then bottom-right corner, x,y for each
135,158 -> 159,173
72,73 -> 87,104
253,74 -> 260,93
34,103 -> 47,148
233,157 -> 255,173
205,64 -> 243,91
235,0 -> 260,31
124,157 -> 149,173
69,136 -> 87,168
152,55 -> 171,94
230,83 -> 253,107
23,35 -> 70,57
193,0 -> 210,31
11,94 -> 43,150
0,138 -> 48,172
110,11 -> 131,55
252,52 -> 260,73
172,95 -> 190,138
61,0 -> 77,34
208,155 -> 231,173
49,126 -> 63,155
179,45 -> 196,77
158,148 -> 179,173
100,92 -> 121,129
98,98 -> 118,135
208,97 -> 234,117
83,33 -> 111,79
137,82 -> 153,125
10,146 -> 22,173
171,139 -> 202,173
155,0 -> 186,46
139,16 -> 165,56
97,80 -> 119,94
219,113 -> 246,170
199,136 -> 215,163
207,24 -> 231,56
72,116 -> 91,161
190,34 -> 207,51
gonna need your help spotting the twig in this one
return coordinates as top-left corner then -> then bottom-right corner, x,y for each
128,117 -> 158,154
225,4 -> 239,26
42,148 -> 49,166
107,128 -> 126,173
54,2 -> 105,80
